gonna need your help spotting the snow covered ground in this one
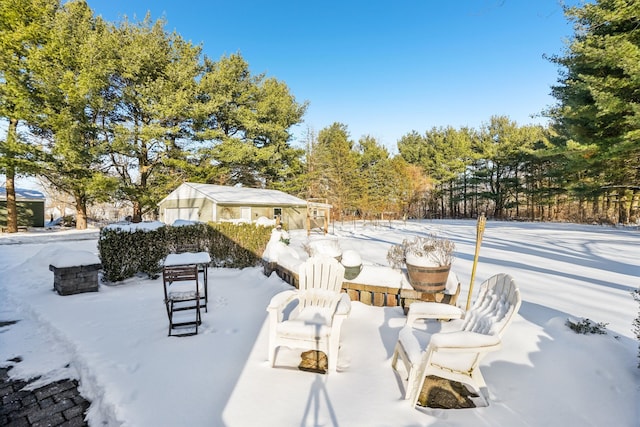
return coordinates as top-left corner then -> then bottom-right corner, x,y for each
0,219 -> 638,426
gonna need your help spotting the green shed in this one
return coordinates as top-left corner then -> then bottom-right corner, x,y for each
0,187 -> 46,229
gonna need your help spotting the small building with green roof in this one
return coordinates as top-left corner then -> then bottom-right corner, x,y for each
0,187 -> 46,229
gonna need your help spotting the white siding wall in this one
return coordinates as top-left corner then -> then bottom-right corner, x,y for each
164,208 -> 199,224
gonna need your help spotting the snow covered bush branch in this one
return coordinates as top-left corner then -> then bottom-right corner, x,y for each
386,234 -> 455,269
565,318 -> 608,335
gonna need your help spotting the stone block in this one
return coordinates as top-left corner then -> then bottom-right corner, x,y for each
372,292 -> 385,307
50,263 -> 101,296
298,350 -> 327,374
346,289 -> 359,302
386,293 -> 399,307
417,375 -> 477,409
359,290 -> 372,305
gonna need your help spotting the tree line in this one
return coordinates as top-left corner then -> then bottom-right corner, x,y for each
1,0 -> 639,231
1,0 -> 307,229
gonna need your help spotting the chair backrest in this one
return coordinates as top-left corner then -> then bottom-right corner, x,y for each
175,243 -> 199,253
162,265 -> 199,299
175,242 -> 209,254
461,273 -> 521,337
298,256 -> 345,294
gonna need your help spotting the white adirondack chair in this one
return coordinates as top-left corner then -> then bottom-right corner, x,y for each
267,255 -> 351,372
391,273 -> 521,407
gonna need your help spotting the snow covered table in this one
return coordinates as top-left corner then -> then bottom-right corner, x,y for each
164,252 -> 211,268
163,251 -> 211,289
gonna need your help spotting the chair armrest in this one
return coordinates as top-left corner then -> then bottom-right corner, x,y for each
336,293 -> 351,316
267,290 -> 298,311
406,301 -> 464,325
329,293 -> 350,336
324,291 -> 345,320
428,331 -> 501,353
267,290 -> 300,324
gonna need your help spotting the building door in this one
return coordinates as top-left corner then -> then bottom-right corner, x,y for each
273,207 -> 282,225
164,208 -> 199,224
240,207 -> 251,223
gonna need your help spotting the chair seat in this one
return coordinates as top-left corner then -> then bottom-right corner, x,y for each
398,319 -> 461,363
276,306 -> 334,339
296,306 -> 334,325
167,280 -> 204,301
400,325 -> 493,374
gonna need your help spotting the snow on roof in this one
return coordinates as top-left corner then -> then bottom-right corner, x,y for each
0,187 -> 46,201
178,183 -> 308,206
172,219 -> 204,227
102,221 -> 166,233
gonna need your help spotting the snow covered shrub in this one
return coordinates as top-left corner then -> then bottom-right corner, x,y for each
99,222 -> 169,282
302,238 -> 342,259
565,318 -> 608,335
99,221 -> 274,282
166,221 -> 211,253
386,234 -> 455,269
207,222 -> 273,268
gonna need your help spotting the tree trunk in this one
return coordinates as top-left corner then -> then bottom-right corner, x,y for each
439,184 -> 445,219
75,194 -> 88,230
5,118 -> 19,233
4,168 -> 18,233
132,201 -> 143,223
632,190 -> 640,223
515,169 -> 520,218
619,190 -> 630,225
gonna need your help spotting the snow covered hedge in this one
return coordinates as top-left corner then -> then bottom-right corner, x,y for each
98,221 -> 273,282
99,222 -> 168,281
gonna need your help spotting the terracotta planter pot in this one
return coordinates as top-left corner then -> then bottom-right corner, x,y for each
406,263 -> 451,293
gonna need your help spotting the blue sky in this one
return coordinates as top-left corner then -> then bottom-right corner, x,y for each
96,1 -> 575,151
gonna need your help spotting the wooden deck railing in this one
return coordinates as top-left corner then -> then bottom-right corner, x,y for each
263,261 -> 460,312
